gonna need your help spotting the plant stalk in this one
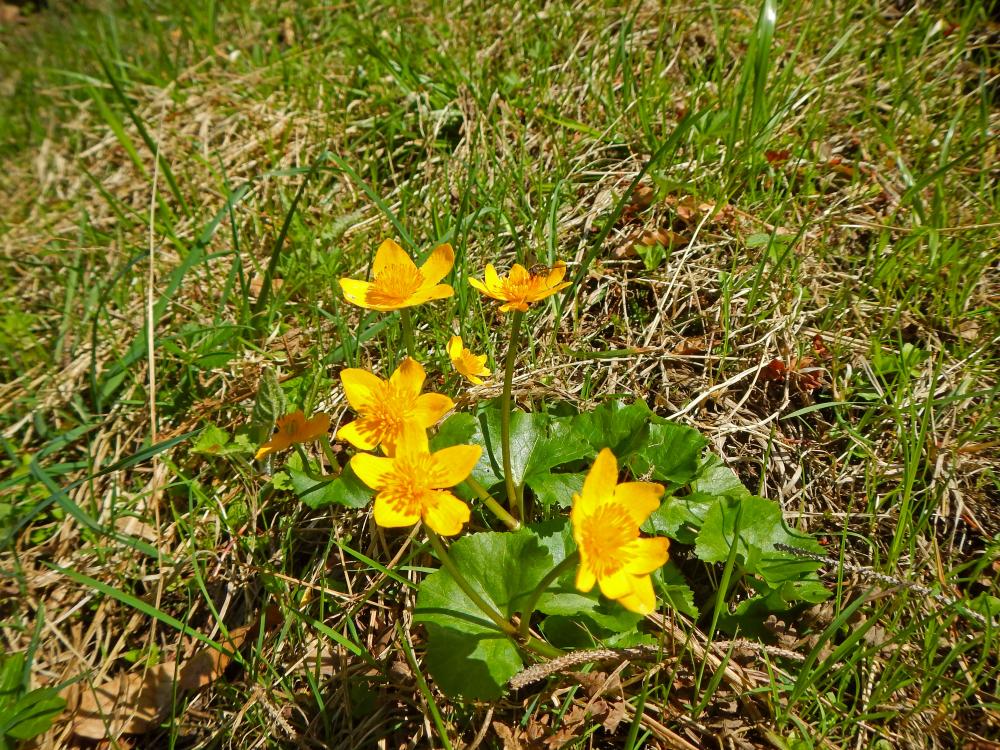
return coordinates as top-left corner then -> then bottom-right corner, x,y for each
426,529 -> 517,637
501,310 -> 524,519
464,476 -> 520,531
516,552 -> 580,641
399,307 -> 417,359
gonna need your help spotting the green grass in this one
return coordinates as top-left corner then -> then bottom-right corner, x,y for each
1,0 -> 998,747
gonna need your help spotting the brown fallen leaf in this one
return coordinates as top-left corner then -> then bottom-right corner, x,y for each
72,662 -> 177,739
178,624 -> 252,691
0,4 -> 20,24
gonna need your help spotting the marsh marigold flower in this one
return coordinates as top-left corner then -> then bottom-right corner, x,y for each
339,239 -> 455,311
351,426 -> 481,535
338,357 -> 454,455
447,335 -> 491,385
571,448 -> 669,614
468,261 -> 571,312
255,410 -> 331,461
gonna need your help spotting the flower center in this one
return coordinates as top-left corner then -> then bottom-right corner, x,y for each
367,263 -> 424,306
366,382 -> 415,440
578,504 -> 637,577
379,455 -> 436,515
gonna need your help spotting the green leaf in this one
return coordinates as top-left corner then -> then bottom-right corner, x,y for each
629,422 -> 707,488
289,465 -> 372,510
645,491 -> 719,543
571,399 -> 652,458
692,455 -> 751,498
431,413 -> 478,449
251,367 -> 287,444
413,529 -> 557,699
525,471 -> 585,509
694,495 -> 824,597
191,424 -> 231,455
655,561 -> 698,617
3,688 -> 65,740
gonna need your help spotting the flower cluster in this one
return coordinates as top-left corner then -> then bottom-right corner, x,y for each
254,237 -> 672,614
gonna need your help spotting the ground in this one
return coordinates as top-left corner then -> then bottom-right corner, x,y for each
1,0 -> 998,748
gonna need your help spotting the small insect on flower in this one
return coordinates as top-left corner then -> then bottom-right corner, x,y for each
447,336 -> 492,385
337,357 -> 454,456
339,239 -> 455,311
571,448 -> 669,615
351,425 -> 482,536
255,411 -> 331,461
468,260 -> 571,313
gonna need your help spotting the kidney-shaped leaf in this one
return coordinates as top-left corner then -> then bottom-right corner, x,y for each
413,529 -> 556,699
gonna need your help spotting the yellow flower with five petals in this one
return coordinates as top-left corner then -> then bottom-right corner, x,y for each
447,335 -> 491,385
571,448 -> 669,614
351,425 -> 482,536
255,411 -> 331,461
468,261 -> 571,312
339,239 -> 455,311
337,357 -> 454,455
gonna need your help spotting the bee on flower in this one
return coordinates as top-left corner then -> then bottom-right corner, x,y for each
468,261 -> 571,312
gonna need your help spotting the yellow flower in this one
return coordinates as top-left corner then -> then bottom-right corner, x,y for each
337,357 -> 454,455
571,448 -> 669,614
468,261 -> 571,312
339,239 -> 455,311
351,426 -> 482,535
255,410 -> 331,461
447,335 -> 491,385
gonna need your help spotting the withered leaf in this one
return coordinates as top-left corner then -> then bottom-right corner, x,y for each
178,624 -> 252,691
72,662 -> 177,739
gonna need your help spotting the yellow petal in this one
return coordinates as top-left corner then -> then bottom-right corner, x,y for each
373,493 -> 421,528
616,574 -> 656,615
339,278 -> 375,309
468,276 -> 491,296
299,413 -> 331,442
351,453 -> 396,490
612,482 -> 665,526
447,336 -> 463,360
623,537 -> 670,575
508,263 -> 530,284
428,444 -> 482,487
546,261 -> 567,286
484,264 -> 502,294
394,422 -> 430,458
408,283 -> 455,305
390,357 -> 425,400
578,448 -> 618,514
418,243 -> 455,286
336,420 -> 379,451
422,491 -> 471,535
597,568 -> 632,600
413,392 -> 455,427
498,300 -> 529,313
575,563 -> 597,593
340,368 -> 384,411
373,239 -> 417,278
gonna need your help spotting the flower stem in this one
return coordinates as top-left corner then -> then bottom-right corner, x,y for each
319,436 -> 339,473
501,310 -> 524,519
399,308 -> 417,359
463,476 -> 520,531
516,552 -> 580,641
522,635 -> 565,659
425,529 -> 517,637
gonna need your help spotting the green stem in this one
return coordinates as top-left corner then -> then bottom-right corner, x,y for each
464,476 -> 520,531
523,634 -> 565,659
319,436 -> 339,474
426,530 -> 517,636
395,621 -> 454,750
501,310 -> 524,519
399,307 -> 417,359
516,552 -> 580,641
